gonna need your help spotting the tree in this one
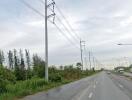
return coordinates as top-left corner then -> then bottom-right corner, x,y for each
25,49 -> 31,69
13,49 -> 26,80
19,49 -> 26,80
0,50 -> 4,66
33,54 -> 45,78
14,49 -> 19,68
14,49 -> 20,80
25,49 -> 32,79
59,65 -> 63,70
76,62 -> 82,78
0,65 -> 16,93
8,50 -> 14,69
20,49 -> 25,69
129,64 -> 132,68
76,62 -> 82,68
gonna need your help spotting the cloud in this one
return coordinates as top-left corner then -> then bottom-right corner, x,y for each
0,0 -> 132,69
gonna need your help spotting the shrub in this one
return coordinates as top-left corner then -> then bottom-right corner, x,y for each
0,78 -> 48,99
49,73 -> 62,82
0,79 -> 10,93
6,78 -> 48,94
0,66 -> 16,93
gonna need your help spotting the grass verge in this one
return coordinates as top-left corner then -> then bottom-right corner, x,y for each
0,71 -> 99,100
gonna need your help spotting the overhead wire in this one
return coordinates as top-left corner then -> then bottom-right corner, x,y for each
39,0 -> 80,45
55,3 -> 80,40
20,0 -> 79,48
21,0 -> 45,18
54,23 -> 79,48
55,16 -> 79,43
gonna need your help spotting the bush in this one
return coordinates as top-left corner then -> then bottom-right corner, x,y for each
6,78 -> 48,94
0,79 -> 10,93
0,66 -> 16,93
49,73 -> 62,82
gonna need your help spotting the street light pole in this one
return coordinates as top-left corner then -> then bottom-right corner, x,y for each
118,43 -> 132,45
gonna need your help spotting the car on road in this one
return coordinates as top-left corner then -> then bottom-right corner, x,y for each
107,72 -> 111,74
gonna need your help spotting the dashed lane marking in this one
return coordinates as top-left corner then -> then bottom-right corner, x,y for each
96,81 -> 98,85
78,86 -> 90,100
88,92 -> 93,99
93,84 -> 96,89
119,84 -> 124,88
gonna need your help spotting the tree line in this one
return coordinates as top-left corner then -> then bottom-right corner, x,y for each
0,49 -> 99,97
0,49 -> 46,81
0,49 -> 98,82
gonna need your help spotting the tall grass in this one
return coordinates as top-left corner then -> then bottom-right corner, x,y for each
0,71 -> 99,100
0,78 -> 48,100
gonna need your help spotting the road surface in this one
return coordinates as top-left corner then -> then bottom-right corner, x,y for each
22,72 -> 132,100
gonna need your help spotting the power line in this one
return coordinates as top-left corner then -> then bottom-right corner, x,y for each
54,23 -> 79,49
20,0 -> 45,18
20,0 -> 54,24
55,16 -> 79,43
20,0 -> 79,48
39,0 -> 80,40
39,0 -> 55,12
54,3 -> 80,40
39,0 -> 80,44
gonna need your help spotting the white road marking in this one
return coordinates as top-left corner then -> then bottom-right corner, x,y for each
119,84 -> 123,88
96,81 -> 98,84
72,81 -> 95,100
77,86 -> 91,100
93,84 -> 96,88
88,92 -> 93,98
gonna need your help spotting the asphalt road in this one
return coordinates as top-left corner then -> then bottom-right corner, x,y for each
22,72 -> 132,100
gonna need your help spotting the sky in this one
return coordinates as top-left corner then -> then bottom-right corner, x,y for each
0,0 -> 132,69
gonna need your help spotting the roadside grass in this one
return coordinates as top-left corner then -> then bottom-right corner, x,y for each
0,78 -> 48,100
0,78 -> 73,100
0,71 -> 99,100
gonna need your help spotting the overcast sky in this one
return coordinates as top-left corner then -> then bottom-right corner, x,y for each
0,0 -> 132,69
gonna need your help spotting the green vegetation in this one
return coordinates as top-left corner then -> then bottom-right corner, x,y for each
0,78 -> 48,100
114,64 -> 132,73
0,49 -> 100,100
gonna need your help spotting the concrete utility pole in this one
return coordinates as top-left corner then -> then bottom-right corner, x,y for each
89,52 -> 91,70
95,59 -> 98,69
45,0 -> 48,81
93,57 -> 95,69
45,0 -> 55,81
84,44 -> 88,69
80,40 -> 83,70
80,40 -> 85,70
